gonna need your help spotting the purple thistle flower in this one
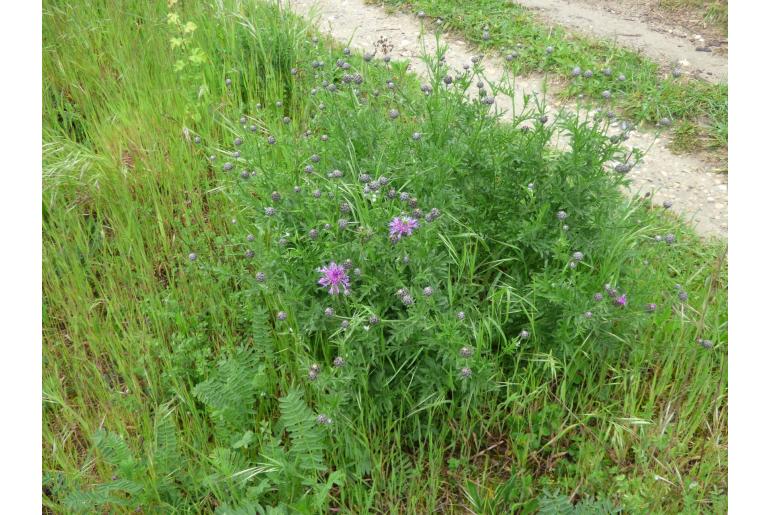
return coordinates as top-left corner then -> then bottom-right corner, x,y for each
389,216 -> 419,242
615,294 -> 628,307
318,262 -> 351,296
276,311 -> 287,321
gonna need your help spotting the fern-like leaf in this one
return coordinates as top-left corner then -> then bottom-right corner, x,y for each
278,388 -> 326,474
193,347 -> 264,438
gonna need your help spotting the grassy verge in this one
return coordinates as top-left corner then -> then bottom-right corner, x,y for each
660,0 -> 728,36
374,0 -> 728,158
43,0 -> 727,512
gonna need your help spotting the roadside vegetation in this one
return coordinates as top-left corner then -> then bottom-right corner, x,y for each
375,0 -> 728,160
659,0 -> 728,35
43,0 -> 727,512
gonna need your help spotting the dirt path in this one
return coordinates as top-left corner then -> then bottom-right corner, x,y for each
516,0 -> 727,83
288,0 -> 727,238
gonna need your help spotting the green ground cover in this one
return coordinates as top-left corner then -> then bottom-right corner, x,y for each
43,1 -> 727,512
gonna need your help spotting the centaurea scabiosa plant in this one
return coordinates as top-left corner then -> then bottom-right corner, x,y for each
388,215 -> 419,242
318,262 -> 350,296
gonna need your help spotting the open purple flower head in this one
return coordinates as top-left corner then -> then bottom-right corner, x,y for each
318,261 -> 351,296
389,216 -> 419,242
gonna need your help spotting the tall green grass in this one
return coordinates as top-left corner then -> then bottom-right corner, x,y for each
43,0 -> 727,512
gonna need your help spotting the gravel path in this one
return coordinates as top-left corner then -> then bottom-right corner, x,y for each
288,0 -> 727,238
516,0 -> 727,83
